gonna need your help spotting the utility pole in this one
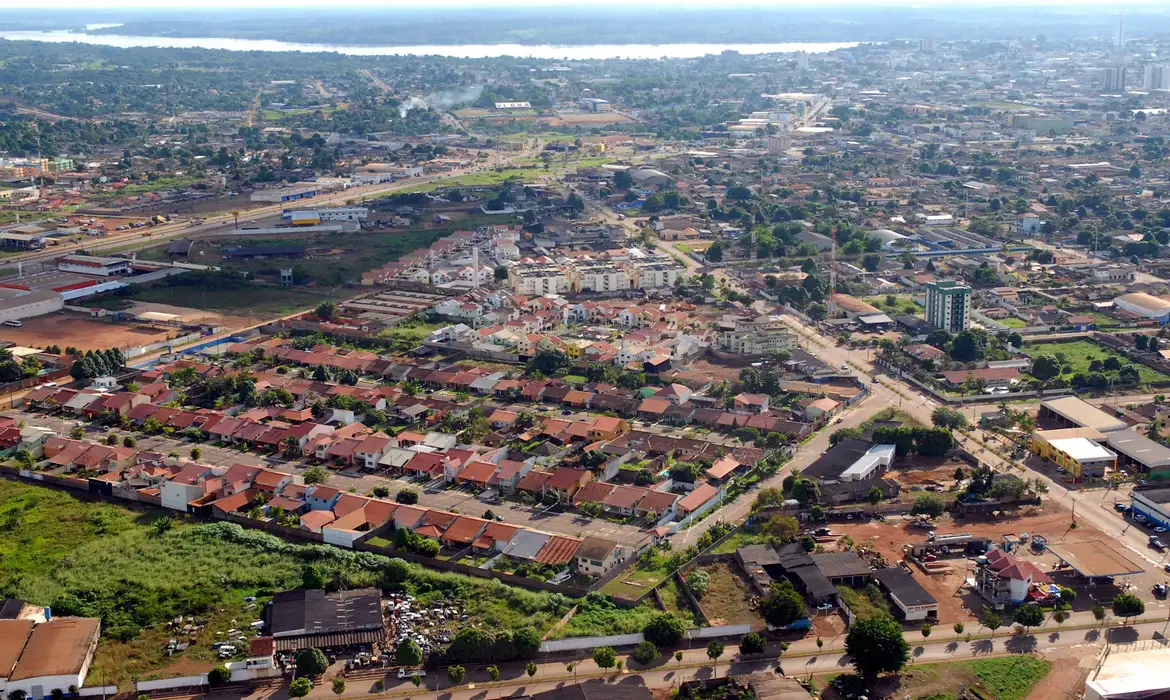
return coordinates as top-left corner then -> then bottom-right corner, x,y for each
828,224 -> 838,317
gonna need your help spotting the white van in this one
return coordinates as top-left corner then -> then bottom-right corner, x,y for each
3,320 -> 22,327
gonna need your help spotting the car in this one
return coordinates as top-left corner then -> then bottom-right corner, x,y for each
1163,563 -> 1170,574
1155,583 -> 1169,598
1157,527 -> 1168,534
1114,503 -> 1130,512
3,320 -> 22,327
243,596 -> 256,602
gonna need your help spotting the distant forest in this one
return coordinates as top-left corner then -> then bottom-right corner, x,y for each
7,7 -> 1170,46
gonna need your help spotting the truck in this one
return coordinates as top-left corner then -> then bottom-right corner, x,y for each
1151,536 -> 1167,551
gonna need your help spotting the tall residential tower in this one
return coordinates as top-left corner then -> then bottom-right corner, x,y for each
925,280 -> 971,333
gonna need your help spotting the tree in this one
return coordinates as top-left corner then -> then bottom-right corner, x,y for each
911,493 -> 945,517
868,487 -> 883,508
1052,609 -> 1069,630
396,489 -> 420,504
315,301 -> 337,320
687,569 -> 711,598
207,665 -> 230,687
706,240 -> 724,262
526,661 -> 537,677
488,665 -> 500,681
1112,593 -> 1145,624
739,632 -> 767,655
396,639 -> 423,667
1013,604 -> 1044,633
1030,355 -> 1063,381
759,580 -> 806,628
844,614 -> 910,679
190,446 -> 202,461
763,515 -> 800,544
921,623 -> 932,638
1092,604 -> 1107,626
982,608 -> 1003,638
69,424 -> 84,440
631,640 -> 659,666
122,435 -> 136,448
643,613 -> 686,646
332,678 -> 347,696
289,678 -> 312,698
296,648 -> 329,677
953,622 -> 964,635
593,646 -> 617,672
706,640 -> 725,678
494,265 -> 509,281
931,406 -> 969,430
447,665 -> 466,685
303,466 -> 329,485
412,676 -> 422,688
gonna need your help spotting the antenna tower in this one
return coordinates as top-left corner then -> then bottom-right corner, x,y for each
828,225 -> 838,317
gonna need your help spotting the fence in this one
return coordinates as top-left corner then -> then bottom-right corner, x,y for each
540,632 -> 646,653
685,624 -> 751,640
136,675 -> 207,693
1,367 -> 72,403
125,331 -> 204,358
78,687 -> 118,697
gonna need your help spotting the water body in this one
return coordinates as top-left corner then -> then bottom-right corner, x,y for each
0,30 -> 857,59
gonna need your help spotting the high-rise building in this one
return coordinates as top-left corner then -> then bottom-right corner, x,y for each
796,51 -> 809,71
1103,66 -> 1127,92
919,38 -> 935,53
925,280 -> 971,333
1146,64 -> 1170,90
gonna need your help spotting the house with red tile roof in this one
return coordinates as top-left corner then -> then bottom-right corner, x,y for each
601,485 -> 650,516
354,432 -> 393,470
572,480 -> 616,507
544,467 -> 593,501
534,535 -> 582,566
634,490 -> 679,521
473,522 -> 520,552
676,482 -> 720,517
440,516 -> 489,547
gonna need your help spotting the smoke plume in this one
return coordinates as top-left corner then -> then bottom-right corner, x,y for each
398,85 -> 484,117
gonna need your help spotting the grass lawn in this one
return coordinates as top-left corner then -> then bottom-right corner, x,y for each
998,316 -> 1026,328
376,320 -> 446,351
820,656 -> 1050,700
600,550 -> 674,598
864,295 -> 923,316
710,527 -> 769,554
1086,310 -> 1124,329
107,176 -> 202,198
391,168 -> 551,194
0,478 -> 569,688
1023,339 -> 1170,384
563,374 -> 588,386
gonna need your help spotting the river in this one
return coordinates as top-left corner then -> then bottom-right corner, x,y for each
0,29 -> 857,59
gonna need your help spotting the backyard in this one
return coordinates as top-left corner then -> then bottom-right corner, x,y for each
1022,339 -> 1170,384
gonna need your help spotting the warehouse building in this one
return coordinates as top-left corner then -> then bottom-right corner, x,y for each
1131,488 -> 1170,531
1038,396 -> 1128,433
1114,292 -> 1170,323
56,255 -> 131,277
0,617 -> 101,699
267,588 -> 384,653
0,289 -> 64,324
1029,427 -> 1117,482
873,566 -> 938,622
1106,429 -> 1170,478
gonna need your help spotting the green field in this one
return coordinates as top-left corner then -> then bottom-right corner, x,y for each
392,168 -> 551,193
998,316 -> 1026,328
109,176 -> 202,198
864,295 -> 923,316
0,478 -> 569,688
1023,339 -> 1170,384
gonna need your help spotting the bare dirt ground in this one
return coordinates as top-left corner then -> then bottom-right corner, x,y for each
0,312 -> 172,351
690,562 -> 767,629
832,501 -> 1129,624
890,465 -> 963,488
122,301 -> 252,330
667,359 -> 744,385
550,112 -> 634,126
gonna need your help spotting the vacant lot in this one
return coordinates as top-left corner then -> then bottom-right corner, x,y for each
0,312 -> 172,352
864,295 -> 922,316
688,561 -> 766,629
0,478 -> 569,688
1023,340 -> 1170,384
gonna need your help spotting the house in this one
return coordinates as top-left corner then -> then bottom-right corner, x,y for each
354,433 -> 393,470
544,467 -> 593,501
440,516 -> 489,547
796,397 -> 841,422
939,367 -> 1022,390
634,490 -> 679,521
676,482 -> 720,518
1,617 -> 101,700
576,537 -> 623,576
161,464 -> 218,512
601,485 -> 649,516
733,393 -> 770,413
654,383 -> 693,405
975,548 -> 1052,608
473,522 -> 521,552
306,485 -> 342,510
705,455 -> 744,483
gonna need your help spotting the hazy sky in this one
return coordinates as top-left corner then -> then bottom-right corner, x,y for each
0,0 -> 1166,7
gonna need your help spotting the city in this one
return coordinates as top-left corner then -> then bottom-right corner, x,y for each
4,4 -> 1170,700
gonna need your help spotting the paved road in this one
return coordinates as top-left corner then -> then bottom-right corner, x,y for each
231,614 -> 1170,700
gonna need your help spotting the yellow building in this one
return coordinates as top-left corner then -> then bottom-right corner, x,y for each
1030,427 -> 1117,481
